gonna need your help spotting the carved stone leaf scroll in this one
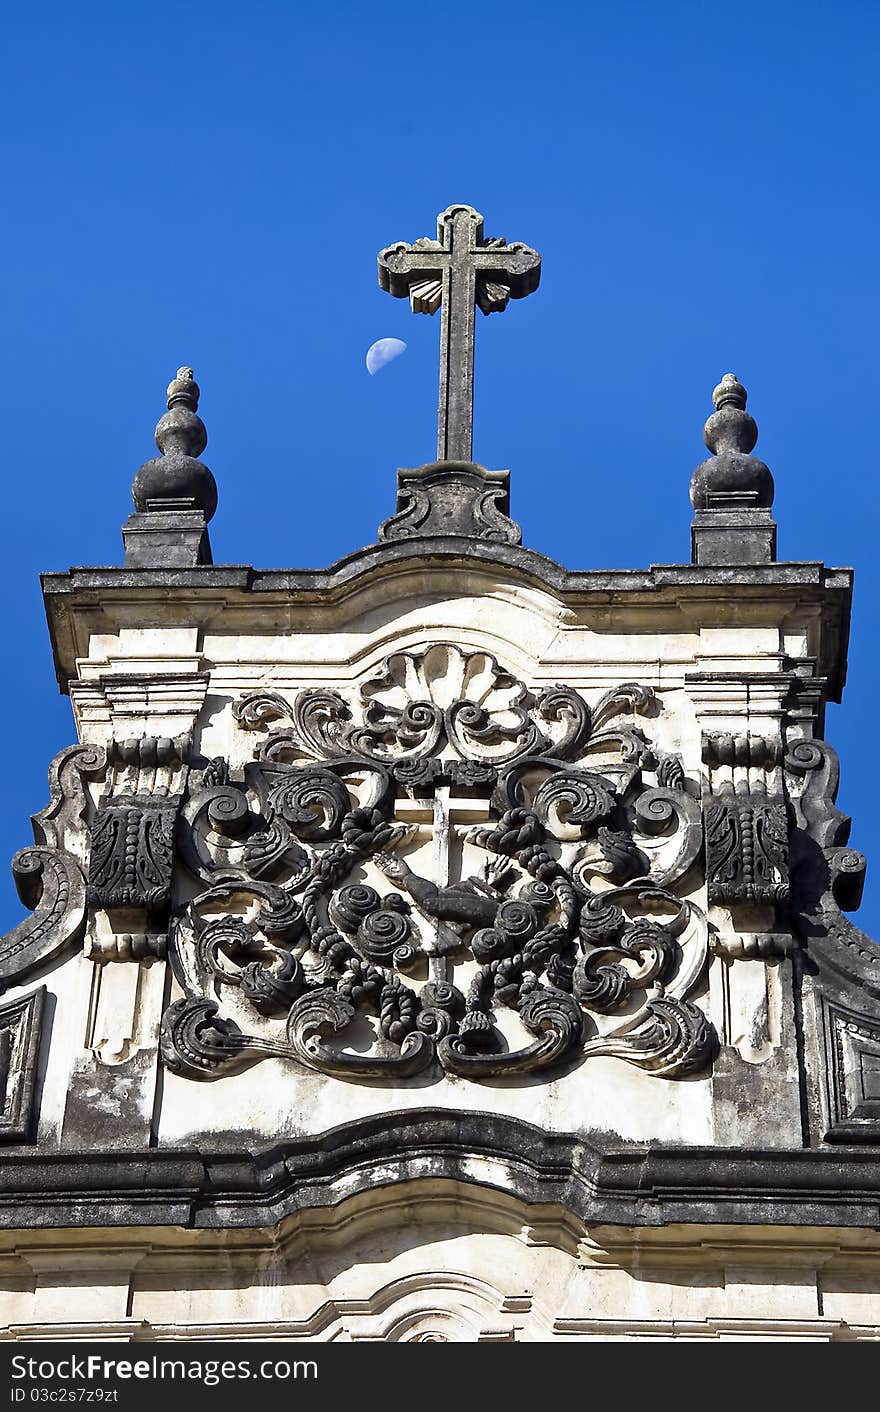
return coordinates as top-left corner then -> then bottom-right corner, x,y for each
87,737 -> 188,915
0,744 -> 103,986
702,734 -> 790,907
235,646 -> 597,767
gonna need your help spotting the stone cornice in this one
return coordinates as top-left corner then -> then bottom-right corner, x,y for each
2,1111 -> 880,1232
41,542 -> 853,698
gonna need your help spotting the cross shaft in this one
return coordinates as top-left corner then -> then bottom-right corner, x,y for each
378,204 -> 541,462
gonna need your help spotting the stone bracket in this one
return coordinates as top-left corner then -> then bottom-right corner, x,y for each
378,461 -> 521,543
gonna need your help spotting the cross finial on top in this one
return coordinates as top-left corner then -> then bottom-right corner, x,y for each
378,204 -> 541,463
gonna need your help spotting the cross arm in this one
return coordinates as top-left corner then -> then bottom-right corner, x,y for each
377,239 -> 541,304
378,241 -> 448,299
471,243 -> 541,300
375,202 -> 542,462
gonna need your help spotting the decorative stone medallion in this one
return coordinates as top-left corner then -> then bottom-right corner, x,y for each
157,647 -> 715,1082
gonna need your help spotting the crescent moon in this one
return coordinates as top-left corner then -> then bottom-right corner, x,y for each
366,337 -> 407,375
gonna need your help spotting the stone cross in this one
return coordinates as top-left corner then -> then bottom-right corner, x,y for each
378,204 -> 541,462
393,785 -> 491,984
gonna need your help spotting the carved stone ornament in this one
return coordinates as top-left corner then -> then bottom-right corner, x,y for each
0,743 -> 104,985
27,647 -> 880,1098
16,642 -> 880,1107
0,988 -> 45,1141
87,736 -> 188,916
702,734 -> 790,907
0,735 -> 181,989
157,647 -> 715,1083
7,648 -> 880,1130
819,994 -> 880,1143
782,737 -> 880,1140
378,461 -> 521,544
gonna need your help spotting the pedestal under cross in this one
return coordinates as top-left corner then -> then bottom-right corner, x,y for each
378,204 -> 541,462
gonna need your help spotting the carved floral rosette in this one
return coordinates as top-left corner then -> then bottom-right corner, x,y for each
154,647 -> 716,1082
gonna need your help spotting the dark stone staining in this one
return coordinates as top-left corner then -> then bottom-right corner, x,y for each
691,374 -> 777,566
60,1047 -> 160,1151
123,368 -> 216,568
711,955 -> 805,1149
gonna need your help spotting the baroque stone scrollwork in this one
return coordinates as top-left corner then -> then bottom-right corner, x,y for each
780,736 -> 880,1140
0,744 -> 104,986
0,648 -> 776,1092
786,738 -> 876,990
0,734 -> 190,989
87,736 -> 188,915
160,650 -> 716,1083
702,734 -> 790,907
233,645 -> 597,767
377,462 -> 523,544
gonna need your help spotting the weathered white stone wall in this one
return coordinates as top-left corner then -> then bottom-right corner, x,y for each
17,575 -> 822,1154
5,565 -> 856,1340
2,1197 -> 880,1341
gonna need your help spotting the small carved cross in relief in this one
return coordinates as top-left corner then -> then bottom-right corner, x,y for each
378,204 -> 541,463
393,786 -> 492,984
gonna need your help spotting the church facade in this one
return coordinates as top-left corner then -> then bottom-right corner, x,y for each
1,206 -> 879,1341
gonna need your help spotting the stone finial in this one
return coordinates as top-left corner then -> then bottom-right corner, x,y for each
166,367 -> 199,408
155,368 -> 206,456
712,372 -> 748,410
703,374 -> 758,457
690,373 -> 776,565
131,367 -> 216,517
123,367 -> 217,567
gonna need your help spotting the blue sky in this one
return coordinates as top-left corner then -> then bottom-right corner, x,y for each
2,1 -> 880,929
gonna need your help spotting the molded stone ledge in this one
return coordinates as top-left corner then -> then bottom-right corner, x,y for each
41,551 -> 853,700
1,1112 -> 880,1231
41,552 -> 853,599
2,1180 -> 880,1339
